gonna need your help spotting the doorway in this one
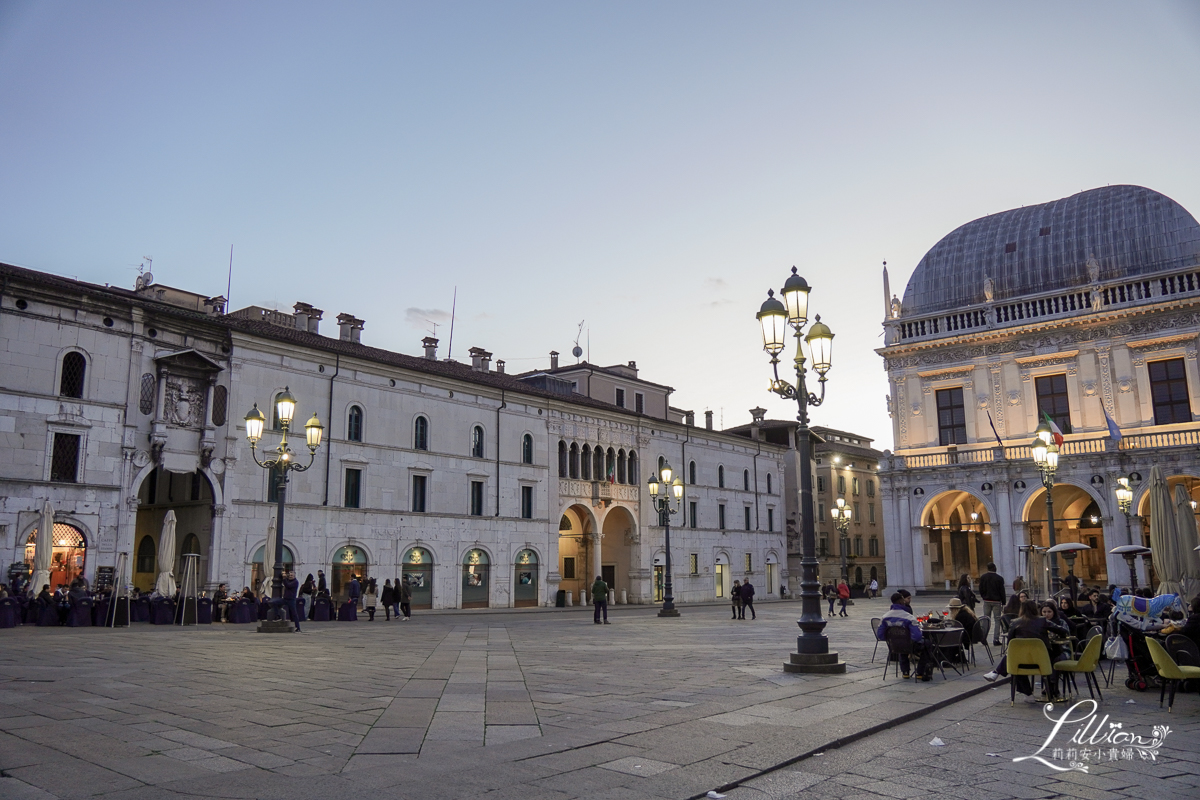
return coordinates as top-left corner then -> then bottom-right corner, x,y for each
402,546 -> 433,609
514,549 -> 538,608
462,549 -> 490,608
601,565 -> 616,601
715,564 -> 726,598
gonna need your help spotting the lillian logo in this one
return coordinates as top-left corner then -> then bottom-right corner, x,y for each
1013,700 -> 1171,773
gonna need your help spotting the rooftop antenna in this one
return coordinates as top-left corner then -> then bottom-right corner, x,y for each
427,320 -> 439,337
446,287 -> 457,360
134,257 -> 154,291
226,245 -> 233,311
572,320 -> 585,362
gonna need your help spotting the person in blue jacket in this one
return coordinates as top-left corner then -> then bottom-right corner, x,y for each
282,571 -> 302,632
877,592 -> 932,680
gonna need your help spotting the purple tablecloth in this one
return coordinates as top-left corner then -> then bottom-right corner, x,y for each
0,598 -> 18,628
312,598 -> 331,621
67,600 -> 93,627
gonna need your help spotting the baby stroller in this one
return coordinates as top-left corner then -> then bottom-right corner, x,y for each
1109,592 -> 1184,691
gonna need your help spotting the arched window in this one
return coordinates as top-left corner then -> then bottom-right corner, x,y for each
606,448 -> 615,482
471,425 -> 485,458
569,443 -> 579,479
617,449 -> 627,484
136,535 -> 156,574
212,385 -> 228,427
581,445 -> 591,480
59,352 -> 86,398
139,373 -> 156,415
414,416 -> 429,450
628,450 -> 638,484
558,441 -> 568,477
689,461 -> 697,485
766,473 -> 773,494
744,469 -> 750,491
718,465 -> 725,488
347,405 -> 363,442
522,433 -> 534,465
593,446 -> 604,480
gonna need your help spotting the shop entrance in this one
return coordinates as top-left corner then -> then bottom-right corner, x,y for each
402,547 -> 433,609
514,549 -> 538,607
714,558 -> 727,598
331,545 -> 369,602
251,544 -> 295,596
24,523 -> 87,591
462,549 -> 490,608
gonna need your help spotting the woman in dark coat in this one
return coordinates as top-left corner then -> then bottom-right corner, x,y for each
381,579 -> 396,621
956,575 -> 978,610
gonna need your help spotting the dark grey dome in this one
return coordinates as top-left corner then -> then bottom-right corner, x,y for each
901,185 -> 1200,316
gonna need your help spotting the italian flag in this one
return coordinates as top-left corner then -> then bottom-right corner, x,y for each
607,461 -> 615,484
1042,411 -> 1065,447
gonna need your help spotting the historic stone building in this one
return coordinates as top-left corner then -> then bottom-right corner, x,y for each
810,427 -> 885,590
878,185 -> 1200,594
0,262 -> 788,607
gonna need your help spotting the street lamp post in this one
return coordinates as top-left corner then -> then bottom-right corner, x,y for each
647,463 -> 684,618
1030,422 -> 1061,595
758,267 -> 845,674
243,387 -> 323,633
1114,476 -> 1138,589
831,498 -> 851,586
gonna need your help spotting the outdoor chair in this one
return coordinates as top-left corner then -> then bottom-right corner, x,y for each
196,597 -> 213,624
1054,634 -> 1104,701
0,597 -> 18,628
67,599 -> 93,627
929,628 -> 964,679
1165,634 -> 1200,668
970,618 -> 993,667
870,617 -> 883,662
882,625 -> 914,679
1006,638 -> 1054,706
1146,638 -> 1200,712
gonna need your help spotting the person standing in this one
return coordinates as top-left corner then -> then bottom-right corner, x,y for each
740,579 -> 756,620
399,577 -> 412,620
317,570 -> 328,595
363,579 -> 378,621
869,577 -> 879,599
956,575 -> 978,610
346,575 -> 361,621
381,579 -> 395,621
730,580 -> 742,620
837,579 -> 850,617
977,562 -> 1006,647
282,570 -> 302,632
591,575 -> 609,624
824,582 -> 836,616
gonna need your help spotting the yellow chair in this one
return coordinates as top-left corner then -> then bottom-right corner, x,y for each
1146,637 -> 1200,712
1006,638 -> 1054,706
1054,634 -> 1103,701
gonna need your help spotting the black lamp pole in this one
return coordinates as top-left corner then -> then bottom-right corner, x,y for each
648,464 -> 682,617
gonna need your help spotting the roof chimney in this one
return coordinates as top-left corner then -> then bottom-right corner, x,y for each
337,313 -> 364,343
495,359 -> 505,374
294,302 -> 313,331
750,407 -> 767,440
685,410 -> 695,427
469,347 -> 492,372
705,410 -> 713,430
307,307 -> 323,334
627,360 -> 637,374
422,336 -> 439,360
550,351 -> 559,370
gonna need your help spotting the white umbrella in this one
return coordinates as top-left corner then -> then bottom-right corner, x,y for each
155,510 -> 177,597
1172,483 -> 1200,599
30,501 -> 54,593
260,516 -> 277,597
1147,466 -> 1183,596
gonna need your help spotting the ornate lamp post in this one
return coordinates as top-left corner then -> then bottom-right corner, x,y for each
831,498 -> 852,586
243,387 -> 323,633
1111,475 -> 1151,591
757,267 -> 844,674
1046,542 -> 1090,603
1030,422 -> 1061,594
647,462 -> 684,618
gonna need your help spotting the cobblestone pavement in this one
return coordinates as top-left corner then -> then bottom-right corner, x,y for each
0,598 -> 1194,799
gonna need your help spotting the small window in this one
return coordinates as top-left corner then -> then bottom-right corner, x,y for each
819,536 -> 828,556
689,461 -> 696,484
1148,359 -> 1190,426
569,443 -> 579,479
59,352 -> 86,398
1004,242 -> 1017,253
743,469 -> 750,491
869,537 -> 879,557
50,433 -> 81,482
718,465 -> 725,488
522,433 -> 534,464
628,450 -> 638,484
558,440 -> 568,477
267,470 -> 280,502
744,553 -> 752,572
818,476 -> 825,493
854,537 -> 863,557
1039,226 -> 1051,236
139,373 -> 156,415
271,392 -> 285,430
212,385 -> 228,427
1035,374 -> 1072,434
470,480 -> 484,516
689,554 -> 698,575
866,479 -> 875,497
414,416 -> 429,450
344,468 -> 362,508
562,557 -> 576,580
853,502 -> 860,522
718,504 -> 726,530
521,485 -> 534,519
853,477 -> 860,495
615,388 -> 625,408
347,405 -> 363,442
617,449 -> 627,484
412,474 -> 427,512
768,507 -> 774,532
581,444 -> 592,479
936,387 -> 967,446
635,392 -> 644,414
471,425 -> 485,458
819,501 -> 825,519
689,501 -> 697,529
744,506 -> 751,530
766,473 -> 772,494
837,475 -> 846,494
869,503 -> 876,523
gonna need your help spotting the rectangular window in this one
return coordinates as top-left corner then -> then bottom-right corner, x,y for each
818,501 -> 825,519
869,503 -> 876,523
818,476 -> 825,493
1035,373 -> 1072,433
853,502 -> 860,523
267,470 -> 280,503
689,554 -> 699,575
411,475 -> 427,512
689,501 -> 697,529
615,388 -> 625,408
50,433 -> 81,482
869,537 -> 879,557
563,557 -> 576,580
852,477 -> 860,495
470,480 -> 485,516
837,475 -> 845,494
867,479 -> 875,497
635,392 -> 644,414
1149,358 -> 1191,425
744,506 -> 751,530
344,468 -> 361,508
854,537 -> 863,557
767,508 -> 775,532
936,387 -> 967,446
521,485 -> 533,519
744,553 -> 752,572
819,536 -> 828,556
718,504 -> 726,530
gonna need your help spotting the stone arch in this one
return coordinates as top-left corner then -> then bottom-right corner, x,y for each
19,517 -> 91,591
558,503 -> 598,603
1021,479 -> 1112,589
131,467 -> 218,592
916,489 -> 995,589
328,541 -> 373,601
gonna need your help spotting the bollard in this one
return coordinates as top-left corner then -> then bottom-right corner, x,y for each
566,591 -> 573,607
945,579 -> 951,591
620,589 -> 627,605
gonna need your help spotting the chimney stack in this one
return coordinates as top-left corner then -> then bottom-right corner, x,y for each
705,410 -> 713,430
307,307 -> 323,334
495,359 -> 505,374
422,336 -> 439,360
469,347 -> 493,372
685,410 -> 695,427
294,302 -> 313,331
550,351 -> 559,370
750,407 -> 767,440
337,313 -> 364,343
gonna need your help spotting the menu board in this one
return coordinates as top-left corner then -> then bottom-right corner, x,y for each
95,566 -> 116,592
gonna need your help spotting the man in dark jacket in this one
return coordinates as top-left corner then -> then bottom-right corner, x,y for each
591,576 -> 609,624
282,571 -> 301,632
878,592 -> 932,680
740,580 -> 756,620
977,563 -> 1006,646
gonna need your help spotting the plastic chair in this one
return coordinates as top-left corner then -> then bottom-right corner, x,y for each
882,625 -> 914,679
1146,637 -> 1200,712
1165,634 -> 1200,668
1054,634 -> 1104,700
870,618 -> 883,662
1006,638 -> 1054,706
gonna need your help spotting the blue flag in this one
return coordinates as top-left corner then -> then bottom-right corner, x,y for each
1104,408 -> 1123,446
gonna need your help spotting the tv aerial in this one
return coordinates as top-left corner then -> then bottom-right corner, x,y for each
134,256 -> 154,290
572,320 -> 585,360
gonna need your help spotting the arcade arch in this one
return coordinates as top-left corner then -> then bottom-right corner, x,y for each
558,504 -> 596,603
919,490 -> 994,588
1023,482 -> 1109,588
600,505 -> 637,602
134,467 -> 214,592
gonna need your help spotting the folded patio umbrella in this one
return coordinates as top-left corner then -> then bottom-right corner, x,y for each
154,510 -> 177,597
30,501 -> 54,593
1172,483 -> 1200,599
1148,466 -> 1183,596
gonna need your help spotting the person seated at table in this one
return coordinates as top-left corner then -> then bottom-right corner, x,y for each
1078,589 -> 1112,620
37,584 -> 52,606
0,583 -> 9,599
212,584 -> 229,621
985,601 -> 1071,696
1056,597 -> 1089,635
1161,596 -> 1200,650
1003,590 -> 1030,616
241,586 -> 254,600
878,592 -> 934,681
947,597 -> 977,631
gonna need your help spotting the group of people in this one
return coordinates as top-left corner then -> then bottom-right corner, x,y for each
821,580 -> 852,617
729,580 -> 757,620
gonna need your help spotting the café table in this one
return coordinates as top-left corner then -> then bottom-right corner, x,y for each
919,621 -> 966,677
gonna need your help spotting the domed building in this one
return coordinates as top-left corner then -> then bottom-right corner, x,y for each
878,185 -> 1200,595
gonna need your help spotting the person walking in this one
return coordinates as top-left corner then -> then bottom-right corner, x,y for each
381,579 -> 395,621
740,579 -> 756,620
398,577 -> 412,620
837,579 -> 850,617
868,577 -> 879,599
591,575 -> 609,624
824,582 -> 836,616
956,574 -> 978,611
977,562 -> 1007,647
363,579 -> 378,621
282,570 -> 302,632
730,580 -> 742,620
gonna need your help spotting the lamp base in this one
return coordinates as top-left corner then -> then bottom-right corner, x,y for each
656,608 -> 681,617
257,619 -> 295,634
783,651 -> 846,674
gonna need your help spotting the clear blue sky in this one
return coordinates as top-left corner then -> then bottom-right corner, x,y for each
3,2 -> 1198,448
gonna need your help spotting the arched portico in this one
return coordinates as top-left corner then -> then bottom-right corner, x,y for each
132,467 -> 215,592
1021,481 -> 1109,593
917,490 -> 994,589
600,504 -> 637,602
558,503 -> 598,603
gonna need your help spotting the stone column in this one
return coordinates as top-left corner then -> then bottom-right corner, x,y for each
155,368 -> 169,423
591,531 -> 603,581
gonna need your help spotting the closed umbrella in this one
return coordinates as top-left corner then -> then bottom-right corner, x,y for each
1147,466 -> 1184,596
155,510 -> 177,597
1172,483 -> 1200,599
30,501 -> 54,593
260,516 -> 276,597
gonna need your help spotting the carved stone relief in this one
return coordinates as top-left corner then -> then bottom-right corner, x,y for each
1007,390 -> 1022,406
165,377 -> 206,428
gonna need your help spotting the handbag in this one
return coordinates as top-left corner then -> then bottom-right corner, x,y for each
1104,635 -> 1128,661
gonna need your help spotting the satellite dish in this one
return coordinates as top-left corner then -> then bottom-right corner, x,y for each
142,272 -> 153,286
572,346 -> 583,358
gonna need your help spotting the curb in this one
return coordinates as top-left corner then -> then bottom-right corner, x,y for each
686,676 -> 1012,800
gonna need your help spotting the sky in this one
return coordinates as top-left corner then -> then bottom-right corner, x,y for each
2,1 -> 1199,450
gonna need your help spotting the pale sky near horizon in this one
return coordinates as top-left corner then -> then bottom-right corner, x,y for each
3,2 -> 1199,449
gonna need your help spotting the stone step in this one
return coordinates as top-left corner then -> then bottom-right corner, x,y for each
783,651 -> 847,674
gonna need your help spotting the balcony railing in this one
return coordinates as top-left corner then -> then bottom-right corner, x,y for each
891,427 -> 1200,469
559,479 -> 640,503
